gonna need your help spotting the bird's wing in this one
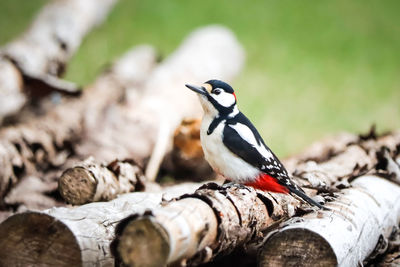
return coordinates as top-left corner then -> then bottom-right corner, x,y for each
223,116 -> 327,209
222,119 -> 289,179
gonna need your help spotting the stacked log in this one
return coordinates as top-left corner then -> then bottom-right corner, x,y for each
0,45 -> 157,207
112,131 -> 400,266
0,183 -> 202,266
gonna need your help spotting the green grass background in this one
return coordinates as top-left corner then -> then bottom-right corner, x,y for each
1,0 -> 399,157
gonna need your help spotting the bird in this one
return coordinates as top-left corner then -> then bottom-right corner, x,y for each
185,79 -> 326,209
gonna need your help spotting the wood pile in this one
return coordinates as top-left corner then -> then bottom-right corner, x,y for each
0,1 -> 399,266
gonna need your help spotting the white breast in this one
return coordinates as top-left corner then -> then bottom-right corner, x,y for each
200,115 -> 260,183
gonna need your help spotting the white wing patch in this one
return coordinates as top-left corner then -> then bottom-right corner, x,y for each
228,123 -> 273,160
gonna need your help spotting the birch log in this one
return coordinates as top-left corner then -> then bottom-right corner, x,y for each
113,131 -> 400,266
259,175 -> 400,267
0,183 -> 202,267
58,157 -> 147,205
0,45 -> 157,202
0,0 -> 118,122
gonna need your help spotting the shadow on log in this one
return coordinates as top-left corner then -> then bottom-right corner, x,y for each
0,183 -> 202,266
0,0 -> 118,123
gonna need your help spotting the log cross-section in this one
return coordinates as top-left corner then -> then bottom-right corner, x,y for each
58,157 -> 146,205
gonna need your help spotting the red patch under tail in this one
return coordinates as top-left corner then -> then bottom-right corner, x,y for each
245,173 -> 289,194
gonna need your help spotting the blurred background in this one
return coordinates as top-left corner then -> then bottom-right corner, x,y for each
1,0 -> 399,157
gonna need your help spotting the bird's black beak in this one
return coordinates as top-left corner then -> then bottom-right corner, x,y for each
185,84 -> 207,96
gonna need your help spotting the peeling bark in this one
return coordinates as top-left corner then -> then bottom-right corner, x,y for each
58,157 -> 146,205
0,0 -> 118,122
114,183 -> 272,266
0,183 -> 202,267
0,45 -> 157,203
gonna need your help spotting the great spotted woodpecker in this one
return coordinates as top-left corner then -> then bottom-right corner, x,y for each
186,79 -> 325,209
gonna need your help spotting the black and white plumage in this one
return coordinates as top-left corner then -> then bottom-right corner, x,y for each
185,79 -> 325,209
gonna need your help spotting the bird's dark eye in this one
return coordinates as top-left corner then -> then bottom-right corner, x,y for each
213,89 -> 221,95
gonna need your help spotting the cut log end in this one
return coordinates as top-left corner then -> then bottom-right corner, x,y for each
0,212 -> 81,267
117,218 -> 170,267
259,228 -> 337,267
58,167 -> 97,205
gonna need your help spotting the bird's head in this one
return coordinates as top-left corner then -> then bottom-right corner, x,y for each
185,79 -> 237,117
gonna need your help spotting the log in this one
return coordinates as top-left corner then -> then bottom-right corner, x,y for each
112,131 -> 400,266
58,157 -> 147,205
0,0 -> 118,122
282,132 -> 359,173
0,182 -> 202,267
259,175 -> 400,267
0,45 -> 157,202
113,183 -> 274,267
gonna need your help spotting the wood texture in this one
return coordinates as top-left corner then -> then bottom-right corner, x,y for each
0,0 -> 118,122
0,183 -> 202,267
259,175 -> 400,267
114,183 -> 270,266
58,157 -> 146,205
258,131 -> 400,267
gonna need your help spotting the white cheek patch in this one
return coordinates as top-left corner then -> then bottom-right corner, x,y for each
213,91 -> 235,107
